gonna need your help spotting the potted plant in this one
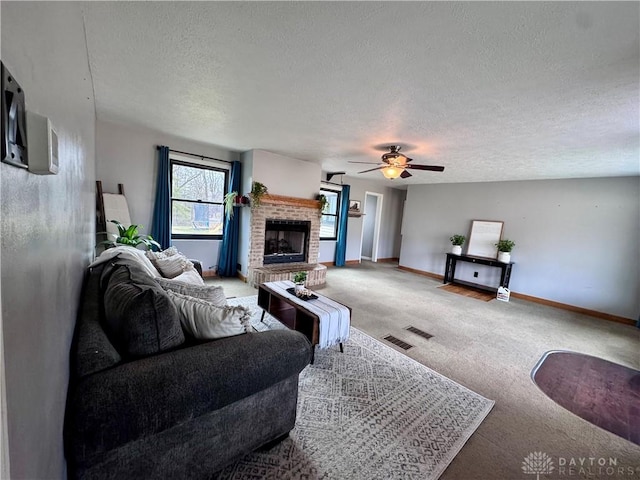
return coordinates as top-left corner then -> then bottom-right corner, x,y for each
99,220 -> 160,251
495,239 -> 515,263
449,234 -> 466,255
224,191 -> 239,219
250,181 -> 268,208
293,271 -> 307,293
317,194 -> 328,216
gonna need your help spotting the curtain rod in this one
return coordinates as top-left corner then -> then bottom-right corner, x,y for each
157,146 -> 233,165
321,181 -> 345,187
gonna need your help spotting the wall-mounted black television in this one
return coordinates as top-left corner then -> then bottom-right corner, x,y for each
1,61 -> 28,168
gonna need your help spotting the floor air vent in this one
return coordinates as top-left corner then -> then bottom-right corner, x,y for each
383,335 -> 413,350
406,326 -> 434,340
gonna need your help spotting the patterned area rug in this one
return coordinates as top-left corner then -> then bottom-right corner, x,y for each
218,296 -> 495,480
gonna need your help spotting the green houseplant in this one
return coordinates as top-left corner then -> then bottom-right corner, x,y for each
250,181 -> 268,208
317,194 -> 328,216
495,239 -> 515,263
224,192 -> 251,218
224,191 -> 239,219
293,271 -> 307,292
449,234 -> 465,255
99,220 -> 160,251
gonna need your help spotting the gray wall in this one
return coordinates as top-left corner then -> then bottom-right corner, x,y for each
237,150 -> 322,275
318,177 -> 406,263
238,150 -> 254,276
1,3 -> 96,478
347,178 -> 406,262
251,149 -> 321,199
400,177 -> 640,319
361,194 -> 378,258
96,119 -> 240,269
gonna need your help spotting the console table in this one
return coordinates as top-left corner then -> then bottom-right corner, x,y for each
444,253 -> 514,291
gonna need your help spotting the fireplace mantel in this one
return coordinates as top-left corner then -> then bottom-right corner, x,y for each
260,194 -> 320,210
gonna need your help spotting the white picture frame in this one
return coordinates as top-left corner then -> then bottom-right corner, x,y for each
466,220 -> 504,258
349,200 -> 361,212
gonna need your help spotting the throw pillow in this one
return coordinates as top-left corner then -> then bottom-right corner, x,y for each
146,246 -> 179,262
154,254 -> 194,279
171,268 -> 205,285
103,263 -> 185,357
156,278 -> 226,306
167,290 -> 251,340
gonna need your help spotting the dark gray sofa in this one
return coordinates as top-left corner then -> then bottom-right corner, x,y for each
64,259 -> 311,480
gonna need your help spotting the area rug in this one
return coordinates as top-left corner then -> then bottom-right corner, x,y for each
219,296 -> 495,479
532,350 -> 640,446
438,283 -> 495,302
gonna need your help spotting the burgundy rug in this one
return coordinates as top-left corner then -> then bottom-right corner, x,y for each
532,350 -> 640,445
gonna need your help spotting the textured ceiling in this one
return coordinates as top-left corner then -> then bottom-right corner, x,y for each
82,2 -> 640,185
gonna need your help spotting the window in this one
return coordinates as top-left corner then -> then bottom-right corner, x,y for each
319,188 -> 340,240
170,160 -> 228,239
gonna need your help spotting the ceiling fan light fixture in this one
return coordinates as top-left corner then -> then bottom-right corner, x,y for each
382,165 -> 402,179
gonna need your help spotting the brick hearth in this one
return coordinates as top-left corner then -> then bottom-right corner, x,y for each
248,194 -> 326,287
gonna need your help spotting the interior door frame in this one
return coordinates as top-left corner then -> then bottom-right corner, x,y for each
0,287 -> 8,478
359,192 -> 384,262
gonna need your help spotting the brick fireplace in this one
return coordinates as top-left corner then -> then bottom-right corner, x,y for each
248,194 -> 327,287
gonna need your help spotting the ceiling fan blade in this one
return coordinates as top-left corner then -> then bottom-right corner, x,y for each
357,166 -> 386,174
348,161 -> 384,165
406,164 -> 445,172
400,169 -> 412,179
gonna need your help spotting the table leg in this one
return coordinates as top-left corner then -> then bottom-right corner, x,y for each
310,346 -> 315,365
503,264 -> 513,288
260,309 -> 266,323
444,256 -> 452,284
339,343 -> 344,353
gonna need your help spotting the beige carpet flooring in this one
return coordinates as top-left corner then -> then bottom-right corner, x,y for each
208,262 -> 640,480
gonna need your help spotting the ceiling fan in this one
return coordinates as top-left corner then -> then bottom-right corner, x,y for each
350,146 -> 445,179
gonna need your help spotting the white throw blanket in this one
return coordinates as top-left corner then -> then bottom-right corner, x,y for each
264,281 -> 350,349
90,246 -> 161,278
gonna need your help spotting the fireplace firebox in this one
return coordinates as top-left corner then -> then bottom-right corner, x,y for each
263,219 -> 310,265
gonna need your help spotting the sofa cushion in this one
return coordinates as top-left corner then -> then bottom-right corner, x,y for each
66,330 -> 312,462
154,254 -> 194,279
145,246 -> 179,262
171,268 -> 205,285
103,263 -> 184,357
167,290 -> 250,340
72,264 -> 122,378
156,278 -> 226,305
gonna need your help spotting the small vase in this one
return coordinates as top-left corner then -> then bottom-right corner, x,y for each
498,251 -> 511,263
451,245 -> 462,255
295,283 -> 305,293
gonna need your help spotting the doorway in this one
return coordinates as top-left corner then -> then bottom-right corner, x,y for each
360,192 -> 383,262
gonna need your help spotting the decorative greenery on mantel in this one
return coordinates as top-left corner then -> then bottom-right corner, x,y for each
250,181 -> 268,208
317,194 -> 328,215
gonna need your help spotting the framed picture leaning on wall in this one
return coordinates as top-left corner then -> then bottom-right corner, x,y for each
466,220 -> 504,258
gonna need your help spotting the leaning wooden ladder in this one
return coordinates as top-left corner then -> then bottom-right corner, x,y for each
96,180 -> 130,240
